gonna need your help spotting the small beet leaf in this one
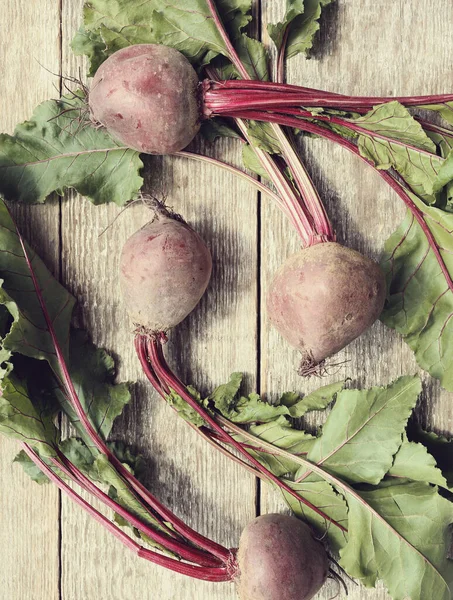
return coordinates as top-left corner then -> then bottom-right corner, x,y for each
268,0 -> 334,59
388,435 -> 448,488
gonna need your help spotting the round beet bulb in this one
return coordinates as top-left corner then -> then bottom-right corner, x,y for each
120,203 -> 212,333
236,514 -> 329,600
89,44 -> 201,154
267,242 -> 386,375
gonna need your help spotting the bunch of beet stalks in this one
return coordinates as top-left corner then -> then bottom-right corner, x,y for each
96,43 -> 388,377
100,35 -> 450,379
85,10 -> 453,598
17,220 -> 334,600
22,4 -> 453,598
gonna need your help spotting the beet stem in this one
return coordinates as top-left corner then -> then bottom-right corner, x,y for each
204,0 -> 250,80
233,117 -> 317,245
51,450 -> 222,567
225,110 -> 453,296
204,80 -> 453,110
22,445 -> 231,581
136,335 -> 267,480
14,222 -> 232,565
207,79 -> 344,96
135,335 -> 168,396
145,338 -> 346,533
271,125 -> 334,241
276,26 -> 290,84
202,7 -> 333,245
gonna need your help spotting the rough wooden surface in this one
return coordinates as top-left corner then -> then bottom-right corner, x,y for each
1,1 -> 453,599
0,1 -> 61,599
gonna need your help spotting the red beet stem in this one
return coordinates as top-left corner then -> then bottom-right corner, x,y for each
14,223 -> 231,565
135,335 -> 169,396
203,80 -> 453,113
51,451 -> 222,568
136,335 -> 267,482
226,109 -> 453,295
202,4 -> 334,245
22,444 -> 231,582
143,336 -> 347,534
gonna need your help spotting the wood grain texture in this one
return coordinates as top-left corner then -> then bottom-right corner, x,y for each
2,1 -> 453,599
260,1 -> 453,598
58,2 -> 257,599
0,1 -> 61,599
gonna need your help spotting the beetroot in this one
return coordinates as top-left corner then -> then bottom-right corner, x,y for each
89,44 -> 200,154
120,203 -> 212,333
88,44 -> 387,373
267,242 -> 386,375
235,514 -> 329,600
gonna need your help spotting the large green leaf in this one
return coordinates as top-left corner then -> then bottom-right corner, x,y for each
0,93 -> 143,205
352,102 -> 441,204
340,482 -> 453,600
381,192 -> 453,390
299,377 -> 421,485
268,0 -> 334,59
0,199 -> 130,449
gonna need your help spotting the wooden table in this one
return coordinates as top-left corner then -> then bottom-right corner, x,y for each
1,1 -> 452,598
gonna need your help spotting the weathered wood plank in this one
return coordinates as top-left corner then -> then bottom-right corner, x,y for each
0,1 -> 61,599
58,2 -> 258,598
4,1 -> 453,598
260,1 -> 453,598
